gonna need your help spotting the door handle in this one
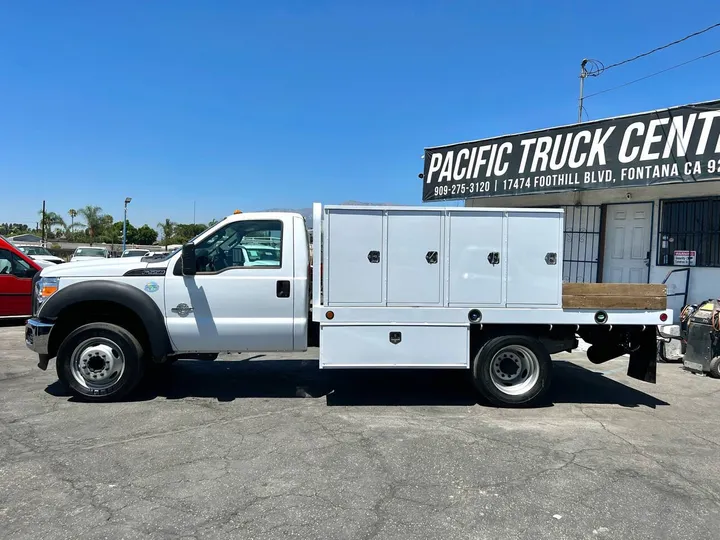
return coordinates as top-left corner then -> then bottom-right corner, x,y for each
276,280 -> 291,298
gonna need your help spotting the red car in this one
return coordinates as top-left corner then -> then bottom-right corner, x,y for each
0,236 -> 48,318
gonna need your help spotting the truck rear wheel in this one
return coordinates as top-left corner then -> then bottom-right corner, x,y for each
56,322 -> 146,402
471,335 -> 552,407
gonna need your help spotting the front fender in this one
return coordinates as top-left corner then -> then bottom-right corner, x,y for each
39,280 -> 172,359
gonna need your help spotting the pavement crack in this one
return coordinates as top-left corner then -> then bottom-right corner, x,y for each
579,406 -> 720,506
80,403 -> 311,450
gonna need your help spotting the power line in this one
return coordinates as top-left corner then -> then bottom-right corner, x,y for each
585,47 -> 720,99
602,22 -> 720,71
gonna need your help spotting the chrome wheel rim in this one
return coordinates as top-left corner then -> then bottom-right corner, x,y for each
489,345 -> 540,396
70,337 -> 126,390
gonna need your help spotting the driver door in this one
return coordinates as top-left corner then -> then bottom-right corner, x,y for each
163,216 -> 296,353
0,249 -> 37,317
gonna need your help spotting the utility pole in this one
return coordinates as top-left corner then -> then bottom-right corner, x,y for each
123,197 -> 132,252
578,59 -> 588,123
41,200 -> 46,246
193,201 -> 196,226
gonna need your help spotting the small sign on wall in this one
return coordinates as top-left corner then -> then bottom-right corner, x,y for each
674,250 -> 697,266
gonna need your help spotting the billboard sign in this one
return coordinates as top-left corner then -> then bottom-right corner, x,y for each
422,99 -> 720,202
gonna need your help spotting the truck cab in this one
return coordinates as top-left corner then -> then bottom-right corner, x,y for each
165,212 -> 309,352
24,211 -> 310,399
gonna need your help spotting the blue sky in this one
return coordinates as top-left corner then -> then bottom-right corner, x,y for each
1,0 -> 719,229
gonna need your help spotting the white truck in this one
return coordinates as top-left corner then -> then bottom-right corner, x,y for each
24,204 -> 670,406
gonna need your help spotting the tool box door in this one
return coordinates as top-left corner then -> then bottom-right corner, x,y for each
446,210 -> 504,306
326,209 -> 384,305
506,211 -> 563,307
386,210 -> 443,305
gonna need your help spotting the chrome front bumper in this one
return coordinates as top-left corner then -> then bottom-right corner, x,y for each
25,318 -> 54,356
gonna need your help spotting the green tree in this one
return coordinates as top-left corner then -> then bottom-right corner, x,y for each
171,223 -> 207,244
77,205 -> 105,245
2,223 -> 32,236
38,210 -> 66,236
135,225 -> 158,245
157,219 -> 175,249
108,221 -> 138,245
36,210 -> 68,241
105,222 -> 121,245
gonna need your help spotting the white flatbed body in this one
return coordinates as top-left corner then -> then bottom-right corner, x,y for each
310,203 -> 670,369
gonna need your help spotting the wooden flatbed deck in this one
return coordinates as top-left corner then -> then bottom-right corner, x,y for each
562,283 -> 667,310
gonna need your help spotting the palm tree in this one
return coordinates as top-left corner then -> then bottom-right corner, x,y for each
65,209 -> 84,240
68,209 -> 77,230
77,205 -> 105,245
37,210 -> 66,230
37,210 -> 66,240
157,218 -> 175,249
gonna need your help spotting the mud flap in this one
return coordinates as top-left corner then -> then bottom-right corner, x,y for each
626,327 -> 657,383
37,354 -> 50,371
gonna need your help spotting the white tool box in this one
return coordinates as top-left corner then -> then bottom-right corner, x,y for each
322,206 -> 565,309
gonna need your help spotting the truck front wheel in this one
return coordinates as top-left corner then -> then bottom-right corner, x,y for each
471,335 -> 552,407
56,322 -> 146,402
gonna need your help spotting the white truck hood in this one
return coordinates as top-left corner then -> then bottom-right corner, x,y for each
40,257 -> 170,278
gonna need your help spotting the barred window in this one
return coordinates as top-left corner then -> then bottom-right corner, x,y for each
560,205 -> 601,283
657,197 -> 720,267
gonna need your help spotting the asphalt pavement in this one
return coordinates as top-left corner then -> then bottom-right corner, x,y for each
1,321 -> 720,540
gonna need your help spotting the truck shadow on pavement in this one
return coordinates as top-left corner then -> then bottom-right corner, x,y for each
45,357 -> 669,408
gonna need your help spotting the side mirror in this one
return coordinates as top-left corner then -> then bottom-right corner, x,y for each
182,242 -> 197,276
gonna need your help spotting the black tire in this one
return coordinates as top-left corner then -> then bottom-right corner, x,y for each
56,322 -> 146,402
709,356 -> 720,379
471,334 -> 552,407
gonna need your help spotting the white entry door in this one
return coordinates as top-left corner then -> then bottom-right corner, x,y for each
602,203 -> 652,283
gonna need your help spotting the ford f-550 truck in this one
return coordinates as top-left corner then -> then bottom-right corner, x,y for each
24,203 -> 670,406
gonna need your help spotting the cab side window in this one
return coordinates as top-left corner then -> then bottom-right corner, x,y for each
194,220 -> 282,273
0,249 -> 11,275
0,249 -> 36,278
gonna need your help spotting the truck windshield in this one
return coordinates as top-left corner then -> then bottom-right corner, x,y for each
19,246 -> 53,256
75,248 -> 106,257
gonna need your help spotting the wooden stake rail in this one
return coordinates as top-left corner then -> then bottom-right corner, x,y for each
562,283 -> 667,310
